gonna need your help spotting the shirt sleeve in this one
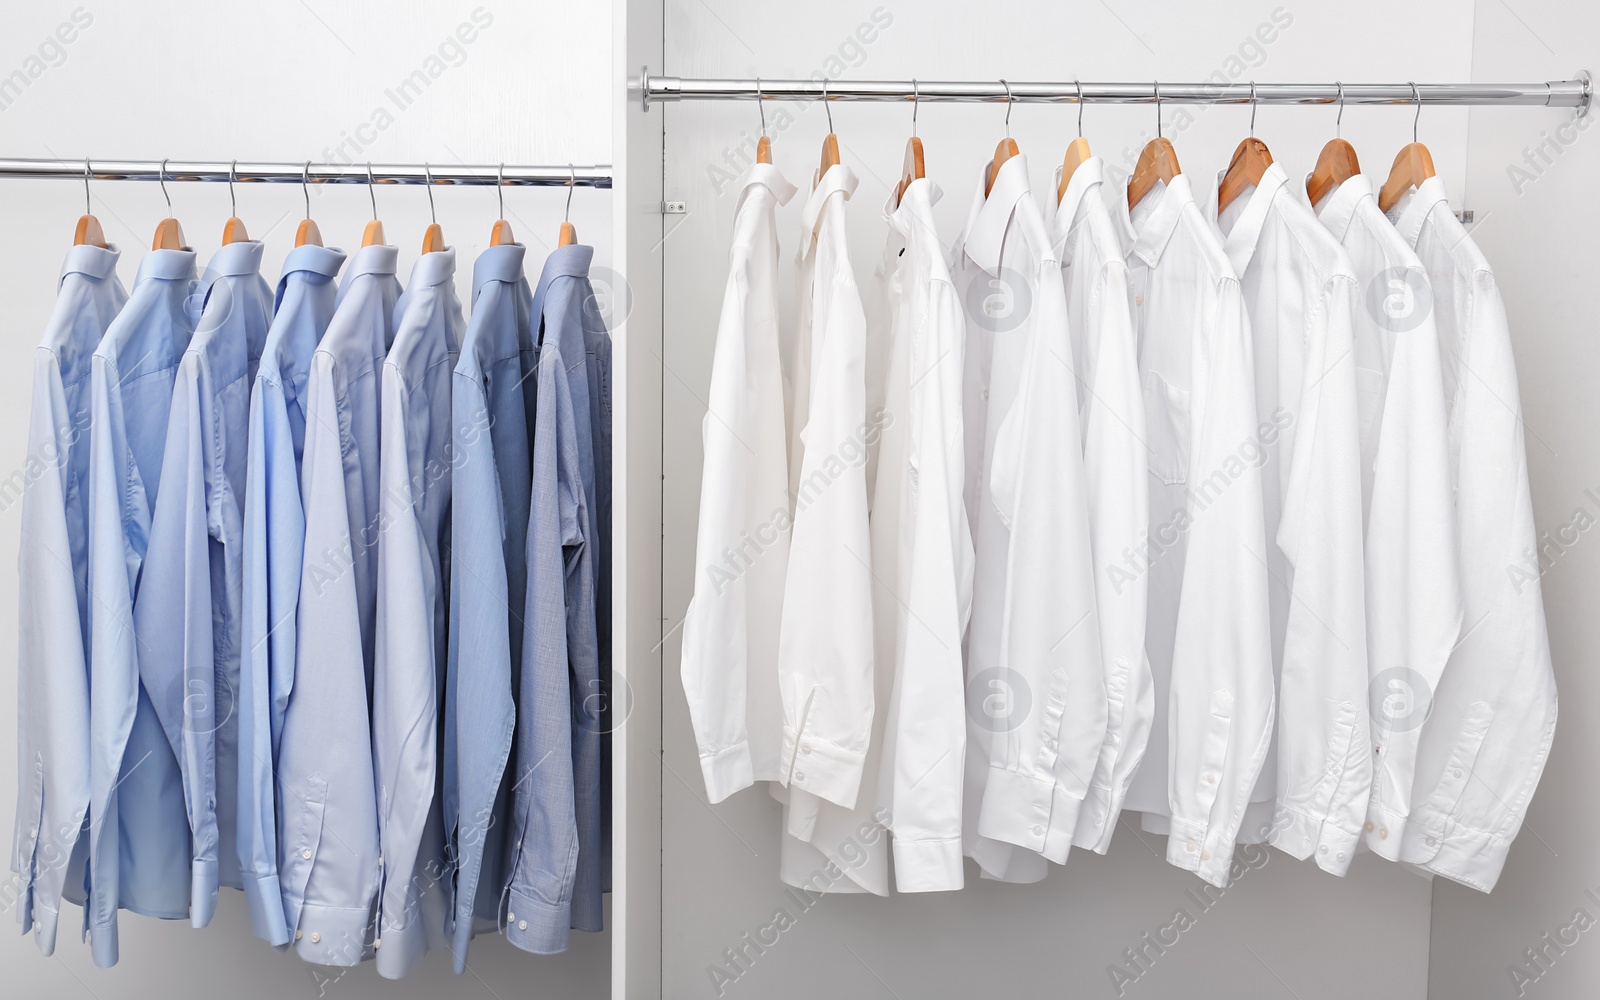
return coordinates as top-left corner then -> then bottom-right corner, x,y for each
278,351 -> 380,965
13,348 -> 92,956
776,265 -> 875,810
876,278 -> 972,891
1072,260 -> 1155,855
236,374 -> 297,945
1165,276 -> 1275,888
131,351 -> 221,926
1267,273 -> 1373,874
980,260 -> 1106,865
1399,271 -> 1557,892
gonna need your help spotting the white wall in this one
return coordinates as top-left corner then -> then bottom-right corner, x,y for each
0,1 -> 613,997
1427,5 -> 1600,1000
655,0 -> 1493,997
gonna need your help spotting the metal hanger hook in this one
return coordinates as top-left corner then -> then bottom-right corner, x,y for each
756,77 -> 767,138
1410,81 -> 1422,142
1001,79 -> 1013,136
1335,81 -> 1345,138
1249,81 -> 1258,135
229,159 -> 238,217
302,161 -> 312,219
366,161 -> 377,221
83,157 -> 92,216
160,157 -> 172,210
822,77 -> 833,133
1075,79 -> 1084,138
1154,81 -> 1162,139
565,163 -> 575,223
911,78 -> 918,137
497,162 -> 506,220
424,163 -> 436,224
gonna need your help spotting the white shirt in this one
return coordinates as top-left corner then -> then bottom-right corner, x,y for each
1385,176 -> 1556,892
1208,161 -> 1371,876
680,163 -> 798,803
868,178 -> 974,892
1048,158 -> 1154,857
1108,172 -> 1273,888
1309,173 -> 1461,866
776,163 -> 876,811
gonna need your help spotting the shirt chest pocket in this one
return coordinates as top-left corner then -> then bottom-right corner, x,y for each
1143,370 -> 1191,486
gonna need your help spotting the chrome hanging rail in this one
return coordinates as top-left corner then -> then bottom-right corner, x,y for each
0,158 -> 613,188
639,73 -> 1593,117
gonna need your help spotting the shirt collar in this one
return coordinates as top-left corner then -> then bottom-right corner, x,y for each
407,247 -> 457,289
738,162 -> 799,215
960,153 -> 1031,275
196,240 -> 265,304
1116,172 -> 1193,268
1213,160 -> 1288,276
135,247 -> 197,283
1050,156 -> 1105,261
1390,174 -> 1450,250
345,242 -> 399,280
800,163 -> 858,255
532,243 -> 594,321
281,243 -> 348,281
60,243 -> 120,283
883,176 -> 943,238
473,242 -> 527,293
1310,173 -> 1373,244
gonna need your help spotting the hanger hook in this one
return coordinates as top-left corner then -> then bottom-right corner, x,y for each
1335,81 -> 1345,138
822,77 -> 833,133
424,162 -> 436,224
756,77 -> 767,139
83,157 -> 92,216
1154,81 -> 1162,139
1249,80 -> 1258,135
302,160 -> 312,220
1410,81 -> 1422,142
565,163 -> 575,223
1001,79 -> 1013,136
229,159 -> 239,217
497,162 -> 506,220
911,78 -> 918,137
1075,79 -> 1084,138
366,161 -> 377,221
160,157 -> 172,211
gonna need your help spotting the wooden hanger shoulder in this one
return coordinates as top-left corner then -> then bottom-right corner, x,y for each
1378,141 -> 1435,214
1128,137 -> 1181,210
1056,136 -> 1092,205
1306,138 -> 1361,208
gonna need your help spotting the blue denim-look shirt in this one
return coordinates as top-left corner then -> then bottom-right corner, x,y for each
277,243 -> 400,966
443,242 -> 532,971
581,262 -> 613,892
373,248 -> 462,978
85,247 -> 203,966
237,243 -> 347,945
13,244 -> 126,957
504,245 -> 601,953
135,240 -> 273,931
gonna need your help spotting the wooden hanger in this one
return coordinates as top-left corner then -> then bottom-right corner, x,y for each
557,164 -> 578,247
818,78 -> 841,176
1056,80 -> 1092,204
985,80 -> 1019,197
894,79 -> 925,206
1217,83 -> 1275,214
151,158 -> 186,250
74,159 -> 107,248
220,160 -> 250,244
489,163 -> 516,246
1379,83 -> 1436,213
1307,82 -> 1362,208
295,161 -> 323,247
361,161 -> 386,247
420,163 -> 446,254
1128,83 -> 1182,210
755,78 -> 773,165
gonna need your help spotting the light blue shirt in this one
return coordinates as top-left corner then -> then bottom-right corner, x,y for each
135,240 -> 273,930
86,247 -> 202,966
277,243 -> 399,966
13,244 -> 126,957
505,245 -> 602,954
237,243 -> 347,945
373,248 -> 462,978
444,242 -> 532,971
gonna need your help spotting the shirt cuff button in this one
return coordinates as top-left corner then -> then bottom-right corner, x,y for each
518,919 -> 528,931
309,932 -> 321,943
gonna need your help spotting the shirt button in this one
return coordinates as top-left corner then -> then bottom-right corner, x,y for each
1336,852 -> 1347,863
518,919 -> 528,931
800,744 -> 813,755
1044,739 -> 1056,750
982,389 -> 990,401
1202,772 -> 1216,785
1186,841 -> 1198,853
1453,768 -> 1463,779
1364,821 -> 1374,832
507,911 -> 515,922
1031,825 -> 1044,836
302,849 -> 313,860
794,771 -> 806,782
1379,827 -> 1389,840
310,932 -> 321,944
1201,850 -> 1211,861
295,930 -> 303,941
1425,837 -> 1437,847
374,938 -> 382,950
1135,295 -> 1144,306
1318,845 -> 1328,854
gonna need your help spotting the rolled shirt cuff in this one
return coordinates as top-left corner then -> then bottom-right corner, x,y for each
242,871 -> 290,945
504,886 -> 571,955
891,838 -> 963,892
1268,804 -> 1360,876
191,857 -> 219,928
779,727 -> 865,810
698,743 -> 755,804
292,903 -> 373,966
1166,817 -> 1238,888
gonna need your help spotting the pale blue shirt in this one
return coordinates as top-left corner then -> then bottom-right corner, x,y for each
277,243 -> 399,965
373,248 -> 462,978
237,243 -> 347,945
13,243 -> 126,957
135,240 -> 273,930
85,247 -> 202,966
443,242 -> 532,970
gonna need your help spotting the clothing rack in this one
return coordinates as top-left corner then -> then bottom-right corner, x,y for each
640,74 -> 1593,117
0,158 -> 613,188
